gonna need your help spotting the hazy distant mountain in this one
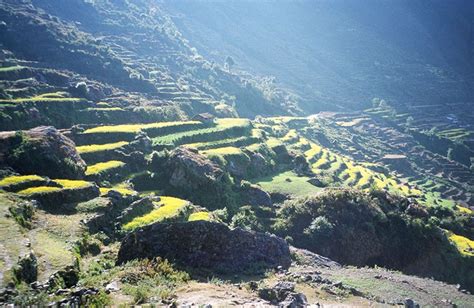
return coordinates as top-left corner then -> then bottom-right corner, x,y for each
163,0 -> 474,113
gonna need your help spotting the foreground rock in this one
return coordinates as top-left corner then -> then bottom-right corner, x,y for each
258,281 -> 308,307
117,221 -> 291,273
0,126 -> 86,178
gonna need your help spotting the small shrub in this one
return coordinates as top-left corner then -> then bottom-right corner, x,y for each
11,283 -> 48,307
74,233 -> 101,257
119,258 -> 190,304
231,206 -> 264,231
213,207 -> 229,222
75,82 -> 89,97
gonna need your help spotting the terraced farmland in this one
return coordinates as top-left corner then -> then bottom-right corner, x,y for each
1,112 -> 469,230
1,1 -> 473,305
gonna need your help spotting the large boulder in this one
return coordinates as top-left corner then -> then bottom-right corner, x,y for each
165,147 -> 224,189
162,147 -> 235,209
258,281 -> 308,307
117,221 -> 291,273
0,126 -> 86,178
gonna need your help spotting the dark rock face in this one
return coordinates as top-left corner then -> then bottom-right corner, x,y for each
308,177 -> 325,187
117,221 -> 291,273
0,126 -> 86,178
272,144 -> 292,164
47,266 -> 80,290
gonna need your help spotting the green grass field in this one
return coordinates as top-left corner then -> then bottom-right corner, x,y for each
253,170 -> 321,197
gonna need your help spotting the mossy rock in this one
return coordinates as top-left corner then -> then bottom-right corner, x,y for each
1,126 -> 87,179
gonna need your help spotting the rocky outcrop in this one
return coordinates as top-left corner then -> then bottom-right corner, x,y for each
117,221 -> 291,273
84,192 -> 139,237
162,147 -> 235,209
248,152 -> 272,176
289,246 -> 340,269
165,147 -> 224,189
258,281 -> 308,307
118,197 -> 156,225
307,177 -> 326,187
293,154 -> 313,176
0,126 -> 86,178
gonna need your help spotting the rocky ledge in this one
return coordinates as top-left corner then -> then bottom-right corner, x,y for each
117,221 -> 291,274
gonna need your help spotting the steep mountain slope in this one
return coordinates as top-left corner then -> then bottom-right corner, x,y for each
0,0 -> 298,121
164,0 -> 474,113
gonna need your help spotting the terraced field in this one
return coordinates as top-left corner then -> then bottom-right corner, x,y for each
1,0 -> 472,304
294,133 -> 419,196
305,112 -> 474,207
0,62 -> 472,294
123,196 -> 191,231
2,112 -> 471,263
